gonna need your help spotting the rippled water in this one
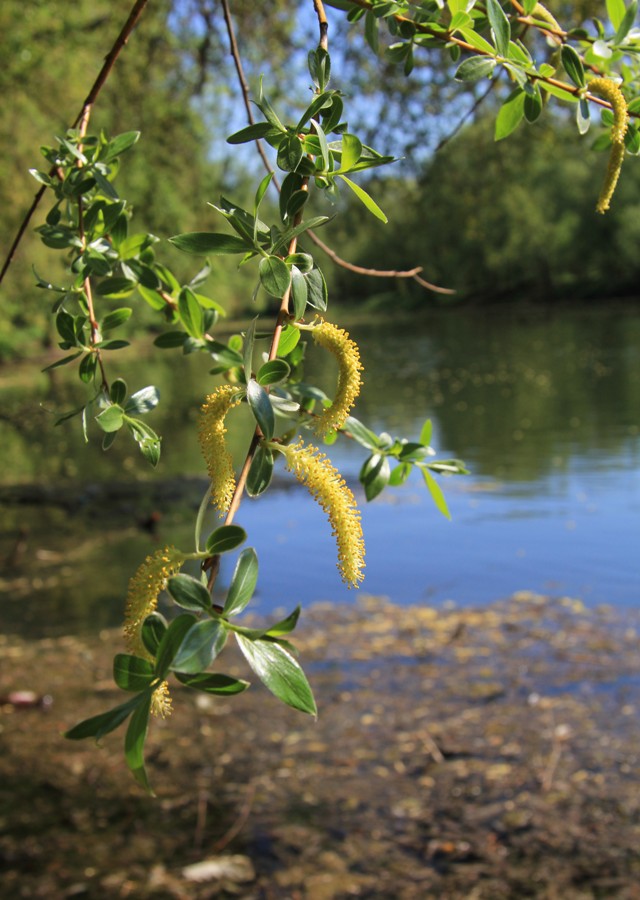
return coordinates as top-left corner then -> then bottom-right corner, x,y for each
1,303 -> 639,636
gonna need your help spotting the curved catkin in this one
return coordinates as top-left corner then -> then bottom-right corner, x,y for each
311,320 -> 363,435
278,439 -> 365,587
198,385 -> 242,511
123,546 -> 186,719
588,77 -> 629,214
124,547 -> 184,655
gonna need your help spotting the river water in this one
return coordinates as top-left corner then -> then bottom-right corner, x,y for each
1,303 -> 639,636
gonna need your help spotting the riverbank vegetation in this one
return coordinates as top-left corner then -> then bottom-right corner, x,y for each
2,1 -> 640,360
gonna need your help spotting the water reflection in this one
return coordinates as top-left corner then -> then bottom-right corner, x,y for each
1,304 -> 639,636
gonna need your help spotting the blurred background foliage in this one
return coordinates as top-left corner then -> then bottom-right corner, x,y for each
1,0 -> 638,359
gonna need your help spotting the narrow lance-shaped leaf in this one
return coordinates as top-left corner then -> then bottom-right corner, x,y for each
486,0 -> 511,56
421,467 -> 452,520
124,693 -> 153,794
224,547 -> 259,617
338,175 -> 388,223
236,634 -> 317,716
247,379 -> 275,441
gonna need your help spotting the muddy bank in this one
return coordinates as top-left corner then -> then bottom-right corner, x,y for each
1,593 -> 640,899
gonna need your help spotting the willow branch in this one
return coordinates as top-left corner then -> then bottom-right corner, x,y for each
220,0 -> 451,294
0,0 -> 150,288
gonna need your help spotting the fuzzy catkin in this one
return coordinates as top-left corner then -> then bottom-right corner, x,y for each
588,77 -> 629,214
311,320 -> 363,435
123,546 -> 185,718
123,547 -> 184,655
198,385 -> 242,511
279,440 -> 365,587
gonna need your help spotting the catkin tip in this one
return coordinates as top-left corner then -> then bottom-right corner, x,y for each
279,439 -> 365,587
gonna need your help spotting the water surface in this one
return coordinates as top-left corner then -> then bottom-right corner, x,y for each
1,303 -> 638,636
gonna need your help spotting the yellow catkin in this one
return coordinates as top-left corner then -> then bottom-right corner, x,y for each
278,440 -> 365,587
198,385 -> 242,512
123,546 -> 185,718
123,546 -> 184,656
150,680 -> 173,719
588,77 -> 629,214
310,320 -> 363,435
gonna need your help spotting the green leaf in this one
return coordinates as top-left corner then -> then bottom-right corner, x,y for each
113,654 -> 156,692
257,359 -> 291,386
95,405 -> 124,433
224,547 -> 259,617
259,255 -> 292,298
270,216 -> 331,255
95,277 -> 136,299
205,524 -> 247,554
577,98 -> 591,135
141,613 -> 167,657
615,0 -> 638,42
177,286 -> 205,339
247,379 -> 275,440
419,419 -> 433,446
459,26 -> 496,55
98,340 -> 130,351
265,605 -> 301,637
236,635 -> 316,716
389,462 -> 412,486
247,445 -> 275,497
455,56 -> 496,82
102,308 -> 133,332
607,0 -> 626,28
243,316 -> 257,383
345,416 -> 382,450
277,134 -> 304,172
155,614 -> 198,678
167,574 -> 212,612
561,45 -> 585,88
421,467 -> 452,520
338,175 -> 388,223
339,133 -> 363,171
311,119 -> 331,171
42,352 -> 83,372
171,619 -> 228,674
124,693 -> 153,793
169,232 -> 249,255
360,453 -> 391,501
175,672 -> 250,695
495,88 -> 526,140
101,131 -> 140,163
290,266 -> 308,319
524,84 -> 543,123
138,285 -> 167,311
277,324 -> 301,356
487,0 -> 511,56
65,692 -> 148,741
364,9 -> 379,52
286,252 -> 314,273
227,122 -> 278,144
305,266 -> 328,311
124,386 -> 160,415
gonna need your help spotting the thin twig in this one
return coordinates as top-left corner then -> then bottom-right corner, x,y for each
0,0 -> 150,288
219,0 -> 451,294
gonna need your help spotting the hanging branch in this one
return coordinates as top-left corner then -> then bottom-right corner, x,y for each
0,0 -> 150,288
219,0 -> 453,295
